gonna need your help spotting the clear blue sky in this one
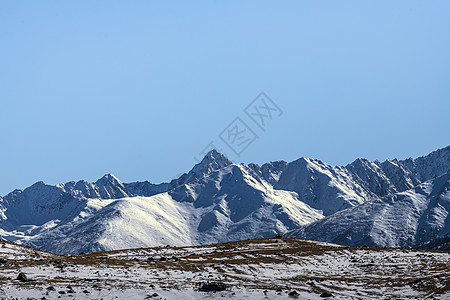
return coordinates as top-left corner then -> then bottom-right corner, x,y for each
1,1 -> 449,195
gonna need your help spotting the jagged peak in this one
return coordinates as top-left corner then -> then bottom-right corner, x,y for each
348,157 -> 370,166
386,158 -> 399,163
23,181 -> 52,191
95,173 -> 122,186
291,157 -> 309,164
419,145 -> 450,159
199,149 -> 232,166
382,158 -> 400,167
74,179 -> 91,186
290,157 -> 330,169
4,189 -> 23,198
190,150 -> 233,175
167,150 -> 233,188
431,144 -> 450,153
399,145 -> 450,164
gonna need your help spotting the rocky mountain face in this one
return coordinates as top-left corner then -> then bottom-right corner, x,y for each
0,146 -> 449,254
287,171 -> 450,249
5,162 -> 324,255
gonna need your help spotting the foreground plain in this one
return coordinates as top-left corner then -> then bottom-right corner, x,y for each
0,238 -> 449,299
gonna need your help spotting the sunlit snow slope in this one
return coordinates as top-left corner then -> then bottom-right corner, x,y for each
288,171 -> 450,249
1,146 -> 449,254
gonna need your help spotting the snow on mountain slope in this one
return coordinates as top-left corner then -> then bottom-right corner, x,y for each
346,158 -> 399,197
379,159 -> 415,192
169,163 -> 323,245
248,160 -> 288,185
248,146 -> 450,217
343,146 -> 450,198
1,146 -> 449,254
274,158 -> 369,216
0,181 -> 84,234
0,164 -> 323,254
26,194 -> 196,255
22,164 -> 322,255
288,171 -> 450,248
56,174 -> 131,200
400,145 -> 450,184
0,196 -> 116,253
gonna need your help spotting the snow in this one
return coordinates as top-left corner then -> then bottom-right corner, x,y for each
0,163 -> 325,255
275,157 -> 370,216
0,146 -> 449,255
289,172 -> 450,249
97,194 -> 195,249
0,238 -> 448,299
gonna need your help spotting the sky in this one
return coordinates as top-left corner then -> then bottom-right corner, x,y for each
1,1 -> 449,195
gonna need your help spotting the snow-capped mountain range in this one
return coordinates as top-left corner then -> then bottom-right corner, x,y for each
287,171 -> 450,249
1,146 -> 449,255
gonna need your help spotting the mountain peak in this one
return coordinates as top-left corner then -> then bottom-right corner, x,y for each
169,150 -> 233,187
200,149 -> 232,166
32,181 -> 46,186
95,173 -> 122,186
192,149 -> 233,176
1,145 -> 450,255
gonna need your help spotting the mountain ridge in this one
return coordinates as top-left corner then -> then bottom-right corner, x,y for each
287,170 -> 450,249
1,145 -> 449,254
